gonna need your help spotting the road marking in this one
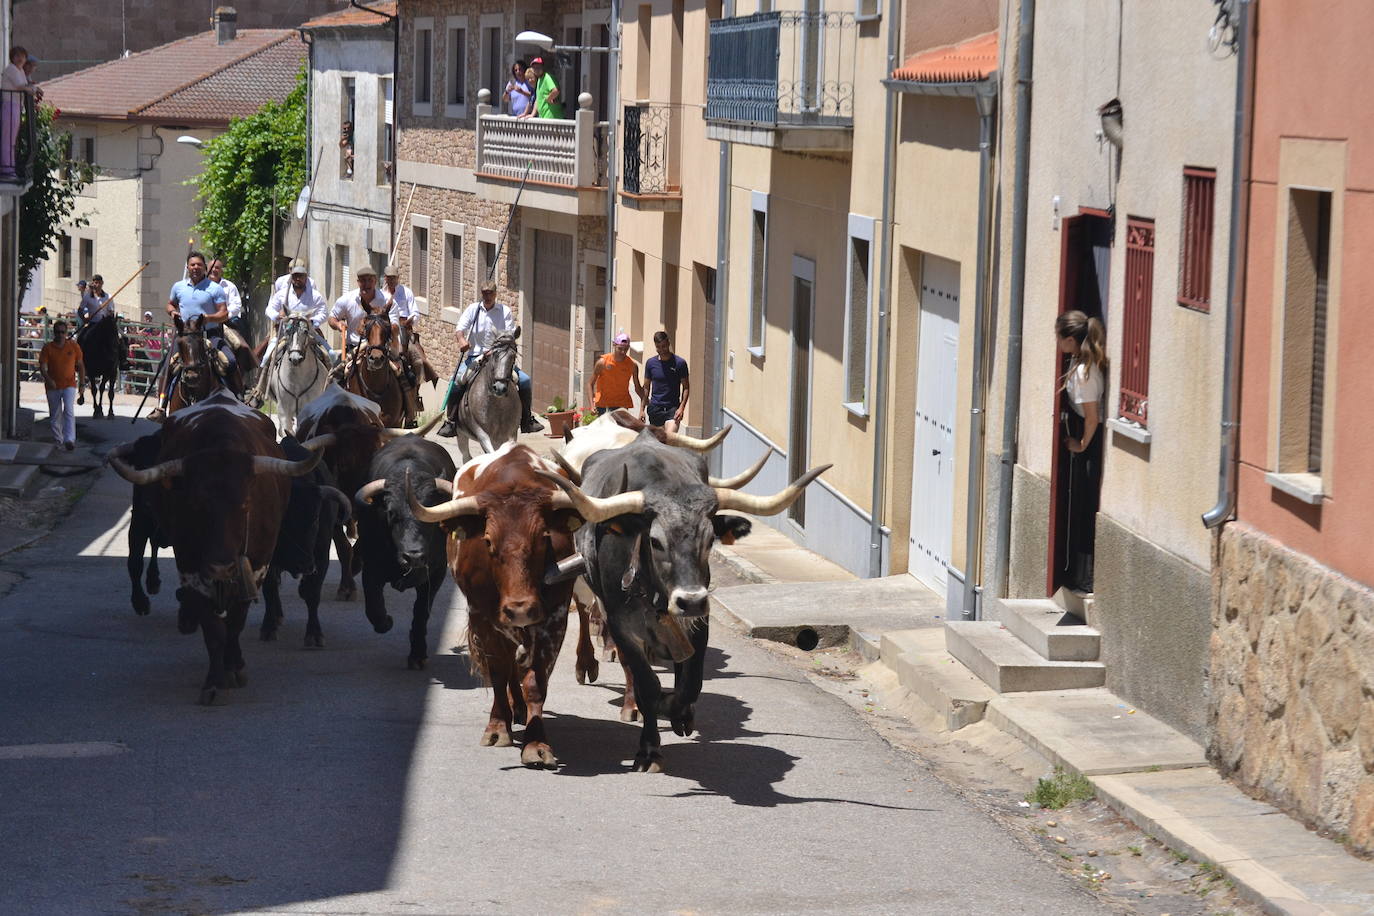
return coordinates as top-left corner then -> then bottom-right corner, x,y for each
0,741 -> 130,759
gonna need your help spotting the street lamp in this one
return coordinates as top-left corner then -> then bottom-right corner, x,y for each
515,25 -> 620,355
175,135 -> 203,148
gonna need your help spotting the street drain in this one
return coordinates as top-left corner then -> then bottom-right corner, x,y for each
795,627 -> 820,651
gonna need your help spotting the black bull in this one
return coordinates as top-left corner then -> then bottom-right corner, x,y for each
542,429 -> 828,773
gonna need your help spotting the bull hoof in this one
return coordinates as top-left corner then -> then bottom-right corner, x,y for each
521,743 -> 558,769
146,577 -> 161,596
576,659 -> 599,685
481,727 -> 513,747
620,705 -> 641,723
336,584 -> 356,601
177,610 -> 199,635
304,632 -> 325,649
670,704 -> 695,737
260,628 -> 277,641
632,753 -> 665,774
373,615 -> 394,635
132,595 -> 151,616
406,656 -> 426,670
197,687 -> 218,706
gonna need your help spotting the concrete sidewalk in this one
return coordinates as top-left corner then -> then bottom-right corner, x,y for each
710,532 -> 1374,916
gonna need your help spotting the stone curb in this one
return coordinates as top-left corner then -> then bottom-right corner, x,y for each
710,543 -> 779,586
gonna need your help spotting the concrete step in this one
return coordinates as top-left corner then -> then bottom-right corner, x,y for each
993,598 -> 1100,661
0,463 -> 40,497
1052,586 -> 1095,622
880,628 -> 995,730
944,621 -> 1106,693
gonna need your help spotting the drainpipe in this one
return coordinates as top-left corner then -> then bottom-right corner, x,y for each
990,0 -> 1036,597
960,84 -> 998,620
711,143 -> 731,468
867,0 -> 902,579
1202,0 -> 1254,529
604,0 -> 621,355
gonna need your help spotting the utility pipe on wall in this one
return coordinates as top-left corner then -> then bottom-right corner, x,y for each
604,0 -> 621,355
990,0 -> 1036,597
1202,0 -> 1255,530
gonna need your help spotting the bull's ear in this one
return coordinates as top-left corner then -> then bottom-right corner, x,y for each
553,509 -> 583,533
712,514 -> 752,545
448,517 -> 484,541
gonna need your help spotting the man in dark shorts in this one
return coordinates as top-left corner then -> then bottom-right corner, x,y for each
641,330 -> 690,432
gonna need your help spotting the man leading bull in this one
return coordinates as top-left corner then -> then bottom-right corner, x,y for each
438,280 -> 543,438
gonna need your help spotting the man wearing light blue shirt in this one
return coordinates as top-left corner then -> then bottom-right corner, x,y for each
150,252 -> 234,419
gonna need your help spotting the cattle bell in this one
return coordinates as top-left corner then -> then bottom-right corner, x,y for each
544,553 -> 587,585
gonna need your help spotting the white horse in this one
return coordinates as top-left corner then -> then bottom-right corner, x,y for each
267,312 -> 331,435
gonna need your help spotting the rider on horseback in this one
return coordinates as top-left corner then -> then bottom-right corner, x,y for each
148,251 -> 236,421
437,280 -> 543,437
246,261 -> 330,407
382,263 -> 440,394
328,264 -> 423,424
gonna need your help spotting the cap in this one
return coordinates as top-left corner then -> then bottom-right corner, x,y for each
76,279 -> 87,287
479,280 -> 497,293
354,264 -> 377,278
289,262 -> 308,276
384,263 -> 400,277
613,332 -> 630,345
531,56 -> 545,65
142,311 -> 154,320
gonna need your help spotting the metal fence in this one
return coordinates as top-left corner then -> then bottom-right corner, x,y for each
707,11 -> 856,127
0,89 -> 37,185
622,104 -> 676,195
18,314 -> 171,395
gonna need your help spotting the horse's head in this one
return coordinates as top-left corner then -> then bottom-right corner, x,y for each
486,330 -> 521,398
175,316 -> 212,401
283,312 -> 313,365
361,311 -> 392,371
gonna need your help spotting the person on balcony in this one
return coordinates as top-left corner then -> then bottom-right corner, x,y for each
530,57 -> 563,119
503,60 -> 532,117
1,46 -> 41,180
517,67 -> 539,120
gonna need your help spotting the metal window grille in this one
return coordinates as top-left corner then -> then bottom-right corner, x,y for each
1119,217 -> 1155,425
412,228 -> 428,298
844,235 -> 869,404
415,28 -> 432,104
749,209 -> 767,348
1308,192 -> 1331,473
1178,167 -> 1215,311
446,233 -> 463,309
448,28 -> 466,106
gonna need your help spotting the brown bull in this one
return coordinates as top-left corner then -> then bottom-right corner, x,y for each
409,443 -> 596,768
108,390 -> 321,704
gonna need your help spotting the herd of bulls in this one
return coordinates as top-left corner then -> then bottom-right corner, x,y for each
108,384 -> 827,774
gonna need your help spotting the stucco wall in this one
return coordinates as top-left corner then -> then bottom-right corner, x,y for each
1211,523 -> 1374,855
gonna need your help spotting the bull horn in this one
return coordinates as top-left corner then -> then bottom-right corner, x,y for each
435,477 -> 454,495
663,425 -> 731,452
320,485 -> 352,523
109,455 -> 184,486
708,449 -> 770,490
550,450 -> 582,486
252,452 -> 323,477
714,464 -> 832,517
382,411 -> 445,439
406,470 -> 481,523
354,478 -> 387,506
301,433 -> 336,452
535,469 -> 644,523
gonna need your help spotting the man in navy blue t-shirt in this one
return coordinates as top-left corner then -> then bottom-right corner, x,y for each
642,330 -> 690,432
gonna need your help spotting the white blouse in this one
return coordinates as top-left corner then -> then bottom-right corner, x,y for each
1066,361 -> 1104,418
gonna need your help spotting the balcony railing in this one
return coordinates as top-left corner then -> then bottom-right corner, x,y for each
622,103 -> 677,195
707,11 -> 856,128
475,94 -> 608,189
1,90 -> 38,187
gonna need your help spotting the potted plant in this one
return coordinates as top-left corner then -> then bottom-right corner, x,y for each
543,396 -> 578,438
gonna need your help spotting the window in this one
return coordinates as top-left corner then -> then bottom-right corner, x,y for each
334,244 -> 350,299
445,230 -> 464,309
480,20 -> 503,104
1276,189 -> 1333,476
79,238 -> 94,282
413,19 -> 433,113
58,234 -> 72,278
412,226 -> 429,298
479,239 -> 496,288
854,0 -> 881,22
564,26 -> 584,104
636,6 -> 652,98
446,20 -> 467,116
340,77 -> 356,179
1119,217 -> 1155,425
78,137 -> 95,165
843,215 -> 875,411
378,78 -> 394,184
1179,167 -> 1216,312
748,192 -> 768,354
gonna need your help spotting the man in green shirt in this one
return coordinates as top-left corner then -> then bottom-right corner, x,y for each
531,57 -> 564,119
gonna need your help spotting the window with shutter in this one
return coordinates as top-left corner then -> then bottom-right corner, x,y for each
1178,167 -> 1216,312
446,232 -> 464,309
1119,217 -> 1155,425
413,228 -> 429,298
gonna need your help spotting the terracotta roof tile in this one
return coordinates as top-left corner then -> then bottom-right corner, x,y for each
891,31 -> 998,84
43,29 -> 304,125
301,2 -> 397,29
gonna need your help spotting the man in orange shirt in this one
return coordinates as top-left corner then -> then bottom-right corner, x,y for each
588,332 -> 646,416
38,319 -> 86,450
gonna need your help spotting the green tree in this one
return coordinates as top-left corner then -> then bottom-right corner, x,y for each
188,67 -> 306,297
19,105 -> 93,296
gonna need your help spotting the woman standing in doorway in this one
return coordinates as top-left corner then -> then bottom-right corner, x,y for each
1056,310 -> 1107,595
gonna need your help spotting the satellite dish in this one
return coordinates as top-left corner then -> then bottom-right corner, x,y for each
294,184 -> 311,220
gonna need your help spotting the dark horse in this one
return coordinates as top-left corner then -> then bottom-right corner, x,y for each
343,310 -> 405,427
78,317 -> 121,418
167,316 -> 244,415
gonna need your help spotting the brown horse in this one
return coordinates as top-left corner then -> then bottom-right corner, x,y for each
166,316 -> 244,415
343,311 -> 405,427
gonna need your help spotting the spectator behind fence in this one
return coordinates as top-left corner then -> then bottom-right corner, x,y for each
1,46 -> 40,179
530,57 -> 563,119
504,60 -> 531,117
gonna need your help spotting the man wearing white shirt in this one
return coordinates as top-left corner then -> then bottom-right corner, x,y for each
383,262 -> 438,388
438,280 -> 542,436
208,258 -> 255,370
246,261 -> 330,405
329,264 -> 422,423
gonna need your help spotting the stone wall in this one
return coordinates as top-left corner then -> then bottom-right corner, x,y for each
1211,523 -> 1374,854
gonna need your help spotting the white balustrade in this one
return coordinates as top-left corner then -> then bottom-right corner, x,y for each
475,93 -> 604,189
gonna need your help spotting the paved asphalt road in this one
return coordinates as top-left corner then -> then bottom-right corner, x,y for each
0,461 -> 1111,916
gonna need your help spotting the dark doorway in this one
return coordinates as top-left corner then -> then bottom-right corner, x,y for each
1047,211 -> 1111,597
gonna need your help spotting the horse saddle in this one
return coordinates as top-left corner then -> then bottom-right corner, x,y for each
168,346 -> 231,377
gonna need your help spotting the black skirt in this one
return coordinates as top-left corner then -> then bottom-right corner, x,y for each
1061,405 -> 1102,594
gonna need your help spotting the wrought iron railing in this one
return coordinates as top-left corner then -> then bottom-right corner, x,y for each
622,103 -> 676,195
475,95 -> 608,188
706,11 -> 856,127
0,89 -> 37,185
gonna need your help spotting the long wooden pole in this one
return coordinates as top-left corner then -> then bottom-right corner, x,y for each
104,260 -> 151,306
